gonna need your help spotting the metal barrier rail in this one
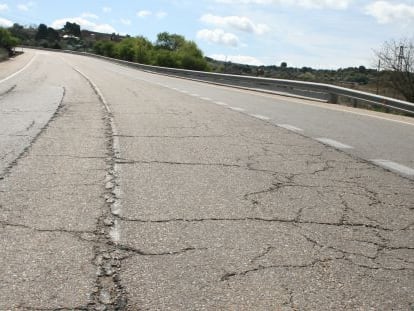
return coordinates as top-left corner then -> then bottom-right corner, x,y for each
22,46 -> 414,116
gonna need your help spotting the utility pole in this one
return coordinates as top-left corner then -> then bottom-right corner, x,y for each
397,45 -> 404,71
376,59 -> 381,95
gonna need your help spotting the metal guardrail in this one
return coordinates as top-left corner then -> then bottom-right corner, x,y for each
22,46 -> 414,116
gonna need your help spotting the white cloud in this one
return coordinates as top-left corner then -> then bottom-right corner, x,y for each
137,10 -> 152,18
120,18 -> 131,25
197,28 -> 240,46
137,10 -> 168,19
51,17 -> 116,34
82,13 -> 99,19
17,4 -> 28,11
210,54 -> 264,65
0,17 -> 13,27
215,0 -> 352,10
365,1 -> 414,24
102,6 -> 112,13
17,1 -> 34,11
200,14 -> 269,34
0,3 -> 9,11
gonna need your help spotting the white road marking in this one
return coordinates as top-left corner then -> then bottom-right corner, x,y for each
109,220 -> 121,243
70,65 -> 123,244
277,124 -> 304,132
316,138 -> 353,149
190,93 -> 199,97
229,107 -> 246,112
200,96 -> 212,101
250,114 -> 270,121
202,83 -> 414,127
371,160 -> 414,176
0,53 -> 37,84
215,101 -> 228,106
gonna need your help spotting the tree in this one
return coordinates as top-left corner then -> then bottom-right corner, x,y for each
0,27 -> 20,56
375,38 -> 414,102
47,27 -> 60,42
9,23 -> 29,41
92,32 -> 207,70
116,38 -> 135,61
64,22 -> 81,37
155,32 -> 185,51
134,36 -> 153,64
35,23 -> 48,41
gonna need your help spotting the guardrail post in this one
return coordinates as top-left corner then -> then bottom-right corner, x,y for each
328,93 -> 338,104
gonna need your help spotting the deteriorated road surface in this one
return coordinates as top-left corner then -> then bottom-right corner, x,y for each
0,49 -> 413,310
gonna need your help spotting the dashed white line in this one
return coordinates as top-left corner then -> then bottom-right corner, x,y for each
214,101 -> 228,106
277,124 -> 304,132
229,107 -> 246,112
200,96 -> 212,101
190,93 -> 199,97
316,138 -> 353,149
371,160 -> 414,176
250,114 -> 271,121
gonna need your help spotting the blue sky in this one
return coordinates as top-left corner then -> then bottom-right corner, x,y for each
1,0 -> 413,68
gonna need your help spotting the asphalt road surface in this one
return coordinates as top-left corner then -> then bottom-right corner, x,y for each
0,49 -> 413,310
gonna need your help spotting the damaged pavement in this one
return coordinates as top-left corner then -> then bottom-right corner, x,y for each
0,50 -> 413,310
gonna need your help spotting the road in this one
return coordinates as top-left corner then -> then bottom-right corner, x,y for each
98,58 -> 414,176
0,49 -> 413,310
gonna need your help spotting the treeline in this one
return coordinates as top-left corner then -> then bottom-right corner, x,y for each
9,22 -> 91,50
207,58 -> 411,101
93,32 -> 209,71
208,59 -> 374,85
6,22 -> 209,70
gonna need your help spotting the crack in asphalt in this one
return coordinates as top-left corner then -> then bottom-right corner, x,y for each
221,257 -> 345,281
115,158 -> 243,168
17,306 -> 89,311
115,244 -> 206,258
0,220 -> 95,241
114,134 -> 229,138
113,215 -> 398,232
0,84 -> 17,97
101,122 -> 414,294
0,87 -> 66,180
30,155 -> 108,159
73,68 -> 127,310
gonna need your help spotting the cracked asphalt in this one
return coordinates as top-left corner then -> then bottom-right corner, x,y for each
0,49 -> 413,310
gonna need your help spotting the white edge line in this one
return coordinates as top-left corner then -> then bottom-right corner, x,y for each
214,101 -> 228,106
0,53 -> 37,84
225,85 -> 414,127
250,114 -> 270,121
316,138 -> 353,149
277,124 -> 304,132
371,159 -> 414,176
229,107 -> 246,112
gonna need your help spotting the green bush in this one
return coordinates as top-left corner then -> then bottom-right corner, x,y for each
92,33 -> 208,71
0,27 -> 20,57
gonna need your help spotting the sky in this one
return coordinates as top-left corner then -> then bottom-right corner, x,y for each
0,0 -> 413,69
